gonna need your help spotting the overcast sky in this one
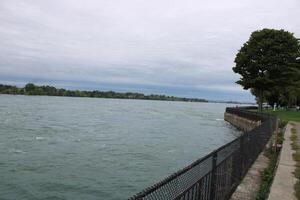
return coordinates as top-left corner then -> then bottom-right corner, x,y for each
0,0 -> 299,101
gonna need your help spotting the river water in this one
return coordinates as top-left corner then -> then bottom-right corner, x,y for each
0,95 -> 241,200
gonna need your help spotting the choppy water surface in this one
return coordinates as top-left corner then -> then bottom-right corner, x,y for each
0,95 -> 241,200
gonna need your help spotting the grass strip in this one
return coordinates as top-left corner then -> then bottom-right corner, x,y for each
255,150 -> 279,200
290,127 -> 300,199
295,181 -> 300,199
255,122 -> 285,200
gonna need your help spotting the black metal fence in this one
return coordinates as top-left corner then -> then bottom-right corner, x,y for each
129,107 -> 277,200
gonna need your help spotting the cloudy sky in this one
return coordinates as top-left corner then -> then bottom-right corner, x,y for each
0,0 -> 299,101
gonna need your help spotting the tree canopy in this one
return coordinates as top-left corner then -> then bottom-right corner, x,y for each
233,28 -> 300,110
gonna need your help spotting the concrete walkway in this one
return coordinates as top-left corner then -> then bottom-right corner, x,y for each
268,122 -> 300,200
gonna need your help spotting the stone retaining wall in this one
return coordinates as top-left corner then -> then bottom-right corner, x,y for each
224,112 -> 261,132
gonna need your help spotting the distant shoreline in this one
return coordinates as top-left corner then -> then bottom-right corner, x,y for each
0,83 -> 208,103
0,83 -> 253,105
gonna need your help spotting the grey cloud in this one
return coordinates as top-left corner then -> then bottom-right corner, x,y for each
0,0 -> 299,101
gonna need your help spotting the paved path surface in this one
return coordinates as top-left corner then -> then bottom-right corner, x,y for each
268,122 -> 300,200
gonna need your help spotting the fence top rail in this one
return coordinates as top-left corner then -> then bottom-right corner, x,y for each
129,107 -> 277,199
226,107 -> 276,120
129,136 -> 241,199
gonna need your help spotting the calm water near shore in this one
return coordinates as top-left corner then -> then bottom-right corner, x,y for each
0,95 -> 241,200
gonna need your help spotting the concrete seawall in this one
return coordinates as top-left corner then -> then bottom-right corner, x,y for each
224,112 -> 261,132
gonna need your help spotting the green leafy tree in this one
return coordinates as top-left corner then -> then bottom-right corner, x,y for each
24,83 -> 36,93
233,28 -> 300,111
264,88 -> 280,107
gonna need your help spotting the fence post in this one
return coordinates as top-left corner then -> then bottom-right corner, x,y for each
210,152 -> 218,200
273,118 -> 279,152
239,135 -> 244,180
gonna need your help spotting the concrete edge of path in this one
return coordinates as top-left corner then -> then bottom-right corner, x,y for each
230,151 -> 269,200
268,122 -> 299,200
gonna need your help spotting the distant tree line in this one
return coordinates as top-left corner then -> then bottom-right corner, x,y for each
233,29 -> 300,110
0,83 -> 208,102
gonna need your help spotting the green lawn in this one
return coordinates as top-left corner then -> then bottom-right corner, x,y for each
263,109 -> 300,122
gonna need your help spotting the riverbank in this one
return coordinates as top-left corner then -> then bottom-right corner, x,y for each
0,83 -> 254,104
0,83 -> 208,102
226,108 -> 278,200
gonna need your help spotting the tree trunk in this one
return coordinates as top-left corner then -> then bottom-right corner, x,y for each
258,90 -> 263,112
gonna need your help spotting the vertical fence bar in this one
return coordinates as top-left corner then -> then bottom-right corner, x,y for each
210,152 -> 218,200
239,135 -> 244,180
274,119 -> 278,152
